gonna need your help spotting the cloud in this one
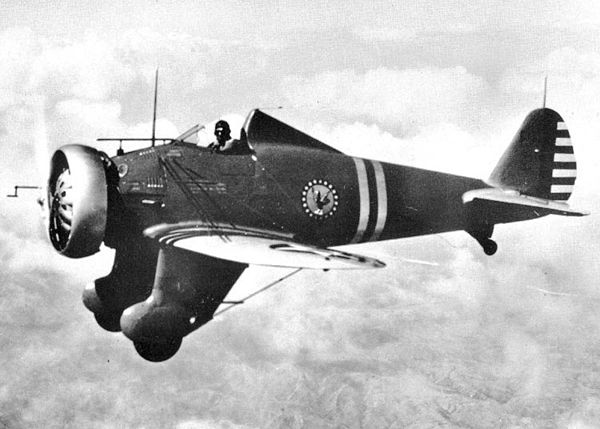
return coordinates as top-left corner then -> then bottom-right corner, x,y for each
281,66 -> 491,134
353,26 -> 417,42
54,99 -> 125,141
500,46 -> 600,203
176,419 -> 257,429
308,120 -> 502,178
500,47 -> 600,115
0,27 -> 261,193
0,27 -> 38,110
29,33 -> 135,101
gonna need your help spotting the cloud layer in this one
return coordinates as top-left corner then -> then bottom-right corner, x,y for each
2,3 -> 600,427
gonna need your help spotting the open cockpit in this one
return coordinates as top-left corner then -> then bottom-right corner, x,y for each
174,114 -> 251,155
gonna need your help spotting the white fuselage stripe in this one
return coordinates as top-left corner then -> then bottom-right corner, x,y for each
370,161 -> 387,241
351,158 -> 370,243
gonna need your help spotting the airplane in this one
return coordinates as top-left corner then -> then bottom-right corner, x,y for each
22,75 -> 588,362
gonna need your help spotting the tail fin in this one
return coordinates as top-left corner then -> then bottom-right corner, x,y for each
489,108 -> 576,201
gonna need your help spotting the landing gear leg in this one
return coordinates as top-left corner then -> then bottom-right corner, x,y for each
467,225 -> 497,256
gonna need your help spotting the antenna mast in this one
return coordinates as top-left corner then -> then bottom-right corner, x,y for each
542,76 -> 547,108
151,68 -> 158,147
96,68 -> 174,153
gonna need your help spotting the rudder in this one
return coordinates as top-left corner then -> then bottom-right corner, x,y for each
489,108 -> 576,201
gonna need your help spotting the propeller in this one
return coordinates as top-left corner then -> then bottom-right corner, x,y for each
32,96 -> 50,217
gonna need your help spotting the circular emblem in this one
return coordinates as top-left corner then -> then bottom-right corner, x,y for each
302,179 -> 339,219
117,163 -> 129,178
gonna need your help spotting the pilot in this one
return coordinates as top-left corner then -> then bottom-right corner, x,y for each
208,120 -> 239,154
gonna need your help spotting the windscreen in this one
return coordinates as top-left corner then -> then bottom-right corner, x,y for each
179,114 -> 246,147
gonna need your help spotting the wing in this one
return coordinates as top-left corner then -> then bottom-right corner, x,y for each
144,222 -> 385,269
463,188 -> 589,217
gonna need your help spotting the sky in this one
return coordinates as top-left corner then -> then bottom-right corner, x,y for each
2,0 -> 600,427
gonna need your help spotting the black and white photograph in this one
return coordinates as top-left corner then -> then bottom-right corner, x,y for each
1,1 -> 600,427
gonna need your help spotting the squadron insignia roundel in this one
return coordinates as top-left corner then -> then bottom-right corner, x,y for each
302,179 -> 339,219
117,163 -> 129,178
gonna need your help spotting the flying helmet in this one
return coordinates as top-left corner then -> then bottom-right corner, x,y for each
214,120 -> 231,135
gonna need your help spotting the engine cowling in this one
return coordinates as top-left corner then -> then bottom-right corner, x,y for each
47,145 -> 108,258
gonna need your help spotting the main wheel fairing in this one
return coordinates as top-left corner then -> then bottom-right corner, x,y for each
134,338 -> 182,362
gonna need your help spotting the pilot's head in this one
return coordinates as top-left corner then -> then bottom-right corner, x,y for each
214,120 -> 231,144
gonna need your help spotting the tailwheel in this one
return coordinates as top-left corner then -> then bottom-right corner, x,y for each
466,225 -> 497,256
482,238 -> 498,256
134,337 -> 182,362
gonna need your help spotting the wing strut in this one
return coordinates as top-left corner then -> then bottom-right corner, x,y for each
214,268 -> 303,316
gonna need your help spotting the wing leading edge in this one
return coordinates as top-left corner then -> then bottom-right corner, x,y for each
144,222 -> 385,270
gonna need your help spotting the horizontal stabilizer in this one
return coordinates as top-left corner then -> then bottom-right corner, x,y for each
144,222 -> 385,270
463,188 -> 589,217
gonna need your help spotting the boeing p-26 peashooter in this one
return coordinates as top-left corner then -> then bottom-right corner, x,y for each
39,83 -> 587,361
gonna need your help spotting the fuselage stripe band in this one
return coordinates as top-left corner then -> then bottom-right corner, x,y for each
370,161 -> 387,241
351,158 -> 370,243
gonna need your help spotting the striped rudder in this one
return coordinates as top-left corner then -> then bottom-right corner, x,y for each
551,121 -> 576,201
489,108 -> 576,201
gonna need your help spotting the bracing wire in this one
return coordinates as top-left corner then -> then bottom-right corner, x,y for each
159,157 -> 219,230
171,158 -> 238,231
214,268 -> 303,317
181,163 -> 289,233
